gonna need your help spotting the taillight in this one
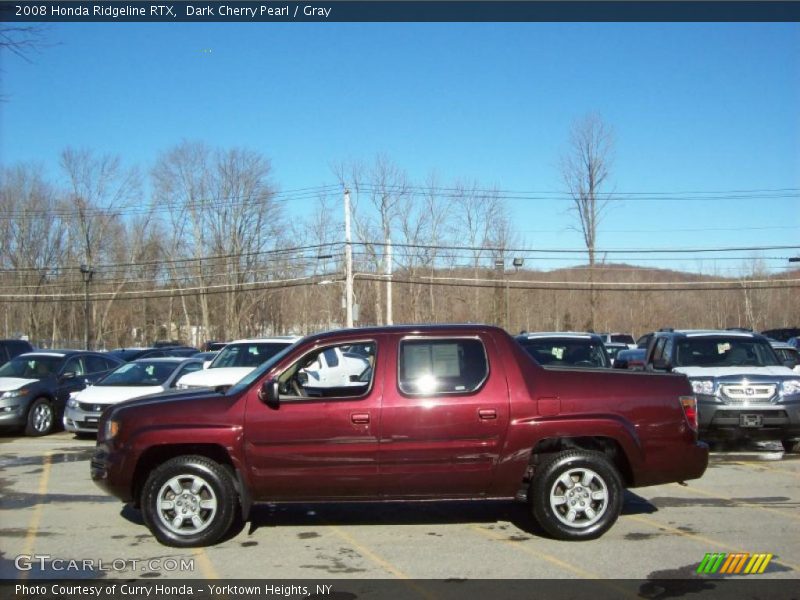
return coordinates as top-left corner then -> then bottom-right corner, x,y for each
680,395 -> 698,431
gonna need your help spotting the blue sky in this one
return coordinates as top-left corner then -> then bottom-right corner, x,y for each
2,22 -> 799,273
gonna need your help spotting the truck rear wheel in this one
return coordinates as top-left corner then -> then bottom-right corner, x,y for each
530,450 -> 623,541
141,455 -> 238,547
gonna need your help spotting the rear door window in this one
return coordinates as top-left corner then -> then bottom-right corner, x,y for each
398,338 -> 488,395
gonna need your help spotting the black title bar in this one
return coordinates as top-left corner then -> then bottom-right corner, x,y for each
2,1 -> 800,23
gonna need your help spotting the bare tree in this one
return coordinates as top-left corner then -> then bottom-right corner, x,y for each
560,113 -> 615,330
153,141 -> 281,342
0,164 -> 66,341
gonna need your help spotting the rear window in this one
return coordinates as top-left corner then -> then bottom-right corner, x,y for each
398,338 -> 488,395
610,334 -> 634,345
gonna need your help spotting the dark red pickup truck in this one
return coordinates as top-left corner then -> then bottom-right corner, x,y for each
92,324 -> 708,547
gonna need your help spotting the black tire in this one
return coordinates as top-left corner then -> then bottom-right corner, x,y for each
25,397 -> 55,436
781,440 -> 799,454
530,450 -> 623,541
141,455 -> 238,547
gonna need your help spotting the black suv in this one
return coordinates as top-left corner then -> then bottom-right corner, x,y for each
645,329 -> 800,451
0,350 -> 124,436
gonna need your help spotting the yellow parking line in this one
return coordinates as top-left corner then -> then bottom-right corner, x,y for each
327,525 -> 437,600
191,547 -> 220,579
628,515 -> 799,572
732,460 -> 800,479
469,525 -> 639,598
676,484 -> 800,523
469,524 -> 600,578
20,452 -> 52,580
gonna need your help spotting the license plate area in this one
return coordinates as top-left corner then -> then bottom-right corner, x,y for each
739,414 -> 763,428
85,417 -> 99,424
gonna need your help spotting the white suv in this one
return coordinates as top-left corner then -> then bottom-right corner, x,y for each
176,337 -> 300,390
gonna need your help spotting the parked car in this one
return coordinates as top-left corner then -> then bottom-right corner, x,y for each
597,332 -> 636,348
612,348 -> 646,371
761,328 -> 800,343
515,332 -> 611,368
787,337 -> 800,350
176,337 -> 301,390
603,342 -> 630,365
0,339 -> 35,367
0,350 -> 124,436
93,324 -> 707,546
771,341 -> 800,374
203,341 -> 228,352
192,351 -> 219,367
645,329 -> 800,452
297,346 -> 372,391
64,357 -> 204,434
108,346 -> 199,361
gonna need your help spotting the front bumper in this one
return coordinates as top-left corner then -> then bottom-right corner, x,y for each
91,442 -> 135,503
0,396 -> 33,429
64,405 -> 102,433
697,395 -> 800,441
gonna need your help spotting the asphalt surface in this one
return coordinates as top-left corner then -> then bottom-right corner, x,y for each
1,431 -> 798,581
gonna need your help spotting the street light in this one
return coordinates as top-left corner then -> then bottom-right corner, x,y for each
79,264 -> 94,350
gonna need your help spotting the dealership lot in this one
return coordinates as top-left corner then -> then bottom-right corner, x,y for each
1,432 -> 798,581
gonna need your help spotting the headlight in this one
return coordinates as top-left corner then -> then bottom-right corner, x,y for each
104,419 -> 120,440
781,380 -> 800,395
1,388 -> 28,399
67,398 -> 79,408
691,380 -> 715,395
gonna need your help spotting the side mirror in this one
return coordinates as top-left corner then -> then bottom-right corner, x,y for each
652,358 -> 672,372
258,379 -> 280,409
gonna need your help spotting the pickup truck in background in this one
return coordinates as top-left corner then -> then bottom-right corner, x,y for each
92,325 -> 708,547
644,329 -> 800,451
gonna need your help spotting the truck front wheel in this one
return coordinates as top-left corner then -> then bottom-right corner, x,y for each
141,455 -> 238,547
530,450 -> 623,541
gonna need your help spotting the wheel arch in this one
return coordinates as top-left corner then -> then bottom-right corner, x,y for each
131,444 -> 248,518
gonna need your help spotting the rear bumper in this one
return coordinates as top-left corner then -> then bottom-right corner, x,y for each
632,440 -> 709,487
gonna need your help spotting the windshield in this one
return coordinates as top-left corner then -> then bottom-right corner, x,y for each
0,355 -> 63,379
97,361 -> 176,386
518,339 -> 609,368
674,337 -> 782,368
210,342 -> 293,369
227,342 -> 299,395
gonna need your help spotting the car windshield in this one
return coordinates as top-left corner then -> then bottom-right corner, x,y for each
674,337 -> 782,368
519,339 -> 609,368
227,342 -> 300,395
0,355 -> 63,379
210,342 -> 292,368
98,361 -> 176,386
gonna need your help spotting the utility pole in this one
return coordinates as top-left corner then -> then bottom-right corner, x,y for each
80,264 -> 94,350
386,237 -> 393,325
344,189 -> 354,328
494,258 -> 505,330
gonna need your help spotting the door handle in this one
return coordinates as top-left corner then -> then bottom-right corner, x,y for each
478,408 -> 497,420
351,412 -> 370,424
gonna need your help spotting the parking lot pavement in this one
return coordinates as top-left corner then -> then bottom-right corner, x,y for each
1,431 -> 798,581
